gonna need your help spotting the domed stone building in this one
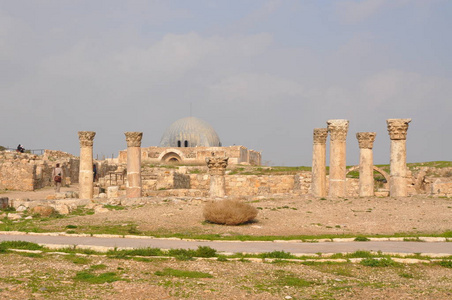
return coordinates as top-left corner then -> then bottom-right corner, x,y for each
159,117 -> 222,148
119,117 -> 261,165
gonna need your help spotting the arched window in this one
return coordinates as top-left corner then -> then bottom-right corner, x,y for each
177,140 -> 181,147
184,140 -> 188,147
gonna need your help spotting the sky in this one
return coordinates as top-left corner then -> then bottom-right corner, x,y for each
1,0 -> 451,166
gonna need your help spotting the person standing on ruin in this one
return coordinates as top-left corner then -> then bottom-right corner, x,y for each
52,163 -> 64,193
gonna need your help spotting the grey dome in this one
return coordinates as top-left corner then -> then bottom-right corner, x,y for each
160,117 -> 221,147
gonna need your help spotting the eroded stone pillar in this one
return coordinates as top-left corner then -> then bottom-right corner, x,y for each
311,128 -> 328,197
125,132 -> 143,198
78,131 -> 96,199
327,119 -> 349,197
387,119 -> 411,197
356,132 -> 377,197
206,156 -> 229,198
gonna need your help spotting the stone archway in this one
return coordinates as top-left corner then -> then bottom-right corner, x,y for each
346,165 -> 390,190
161,152 -> 182,163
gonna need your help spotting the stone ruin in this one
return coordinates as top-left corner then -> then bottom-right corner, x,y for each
1,119 -> 452,204
311,118 -> 452,198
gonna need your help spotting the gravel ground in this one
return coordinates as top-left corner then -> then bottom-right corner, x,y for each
1,187 -> 452,299
31,194 -> 452,237
0,252 -> 451,299
2,186 -> 452,236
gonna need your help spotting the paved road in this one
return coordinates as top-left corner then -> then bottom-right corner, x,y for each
0,234 -> 451,255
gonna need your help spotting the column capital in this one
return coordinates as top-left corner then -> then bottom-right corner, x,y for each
387,119 -> 411,140
78,131 -> 96,147
313,128 -> 328,144
206,157 -> 229,176
125,132 -> 143,147
356,132 -> 377,149
327,119 -> 349,141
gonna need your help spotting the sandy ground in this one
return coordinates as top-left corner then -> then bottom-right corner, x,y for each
2,185 -> 452,236
1,187 -> 452,299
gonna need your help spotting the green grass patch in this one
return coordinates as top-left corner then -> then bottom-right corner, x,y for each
89,264 -> 108,271
107,247 -> 164,258
74,271 -> 121,284
154,268 -> 213,278
0,241 -> 43,251
354,236 -> 370,242
103,205 -> 125,210
277,275 -> 314,287
260,250 -> 294,259
64,254 -> 91,264
436,260 -> 452,268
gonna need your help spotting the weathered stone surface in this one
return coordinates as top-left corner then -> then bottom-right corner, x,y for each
206,157 -> 229,198
124,132 -> 143,148
78,131 -> 96,199
94,205 -> 109,213
54,204 -> 70,215
327,119 -> 349,197
311,128 -> 327,197
125,132 -> 143,198
356,132 -> 377,197
7,213 -> 22,220
431,178 -> 452,197
107,186 -> 119,198
387,119 -> 411,197
387,118 -> 411,140
356,132 -> 376,149
31,206 -> 55,217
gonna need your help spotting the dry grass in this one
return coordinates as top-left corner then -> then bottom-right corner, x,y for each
203,199 -> 258,225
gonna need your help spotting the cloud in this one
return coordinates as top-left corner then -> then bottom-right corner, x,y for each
336,0 -> 389,23
361,69 -> 452,110
208,73 -> 305,103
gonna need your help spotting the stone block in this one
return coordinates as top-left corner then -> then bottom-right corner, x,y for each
107,186 -> 119,198
7,213 -> 22,220
54,204 -> 70,215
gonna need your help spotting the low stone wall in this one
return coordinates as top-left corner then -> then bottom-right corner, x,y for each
187,172 -> 313,196
430,178 -> 452,197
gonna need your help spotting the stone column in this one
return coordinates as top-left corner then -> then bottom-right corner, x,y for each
327,119 -> 349,197
356,132 -> 377,197
206,156 -> 229,198
125,132 -> 143,198
387,119 -> 411,197
311,128 -> 328,197
78,131 -> 96,199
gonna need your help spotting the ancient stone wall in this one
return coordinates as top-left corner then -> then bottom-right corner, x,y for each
0,150 -> 79,191
118,145 -> 261,166
173,173 -> 190,189
430,178 -> 452,197
43,150 -> 76,160
0,160 -> 36,191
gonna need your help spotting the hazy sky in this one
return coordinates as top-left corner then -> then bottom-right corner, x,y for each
1,0 -> 451,166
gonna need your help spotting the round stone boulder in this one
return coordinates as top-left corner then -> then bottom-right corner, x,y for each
31,205 -> 55,217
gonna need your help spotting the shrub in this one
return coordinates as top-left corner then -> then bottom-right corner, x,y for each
360,258 -> 397,267
203,199 -> 258,225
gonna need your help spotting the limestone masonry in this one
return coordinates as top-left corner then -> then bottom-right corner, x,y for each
1,117 -> 452,200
